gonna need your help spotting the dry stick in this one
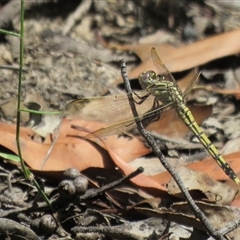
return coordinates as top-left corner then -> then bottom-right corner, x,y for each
62,0 -> 92,35
79,167 -> 144,200
119,59 -> 225,240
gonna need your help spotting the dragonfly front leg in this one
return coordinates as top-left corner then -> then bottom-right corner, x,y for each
133,91 -> 151,104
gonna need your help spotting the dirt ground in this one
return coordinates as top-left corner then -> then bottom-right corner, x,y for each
0,0 -> 240,239
0,0 -> 240,115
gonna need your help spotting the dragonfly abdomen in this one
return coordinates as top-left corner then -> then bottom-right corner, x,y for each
177,103 -> 239,183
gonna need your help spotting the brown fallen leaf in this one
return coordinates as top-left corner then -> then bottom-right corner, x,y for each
0,120 -> 169,194
2,118 -> 240,197
0,119 -> 152,171
100,29 -> 240,86
134,200 -> 240,237
198,85 -> 240,99
0,121 -> 113,171
167,166 -> 238,205
152,151 -> 240,186
47,118 -> 169,193
171,201 -> 240,236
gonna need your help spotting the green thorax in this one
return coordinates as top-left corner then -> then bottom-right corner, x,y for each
138,70 -> 185,105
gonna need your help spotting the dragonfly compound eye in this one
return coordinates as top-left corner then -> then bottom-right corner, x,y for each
138,70 -> 157,89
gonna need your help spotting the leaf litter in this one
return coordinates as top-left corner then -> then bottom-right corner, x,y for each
0,0 -> 240,239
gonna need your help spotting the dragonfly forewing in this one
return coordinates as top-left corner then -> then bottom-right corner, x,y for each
63,90 -> 168,138
64,90 -> 155,123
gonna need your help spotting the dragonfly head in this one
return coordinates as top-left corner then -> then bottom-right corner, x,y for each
138,70 -> 158,90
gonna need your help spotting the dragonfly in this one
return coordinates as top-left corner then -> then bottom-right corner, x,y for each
64,47 -> 239,184
138,47 -> 239,184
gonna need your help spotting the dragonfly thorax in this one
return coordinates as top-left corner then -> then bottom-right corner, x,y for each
148,80 -> 185,106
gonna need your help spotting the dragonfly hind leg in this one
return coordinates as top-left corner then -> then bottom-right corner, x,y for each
141,100 -> 162,126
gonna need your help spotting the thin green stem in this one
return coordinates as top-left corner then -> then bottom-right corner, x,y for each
0,29 -> 20,37
15,0 -> 55,212
20,108 -> 61,115
16,0 -> 28,178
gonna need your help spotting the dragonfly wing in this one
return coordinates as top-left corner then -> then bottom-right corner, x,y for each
78,99 -> 211,140
146,107 -> 185,139
183,72 -> 201,99
151,48 -> 169,76
84,118 -> 137,139
63,90 -> 155,124
146,104 -> 212,139
83,101 -> 172,139
151,47 -> 183,95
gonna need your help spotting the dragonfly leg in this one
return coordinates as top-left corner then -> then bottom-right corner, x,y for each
133,91 -> 151,104
141,100 -> 161,126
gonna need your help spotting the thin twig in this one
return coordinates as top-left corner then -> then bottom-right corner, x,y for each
62,0 -> 92,35
79,167 -> 144,200
119,59 -> 226,240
